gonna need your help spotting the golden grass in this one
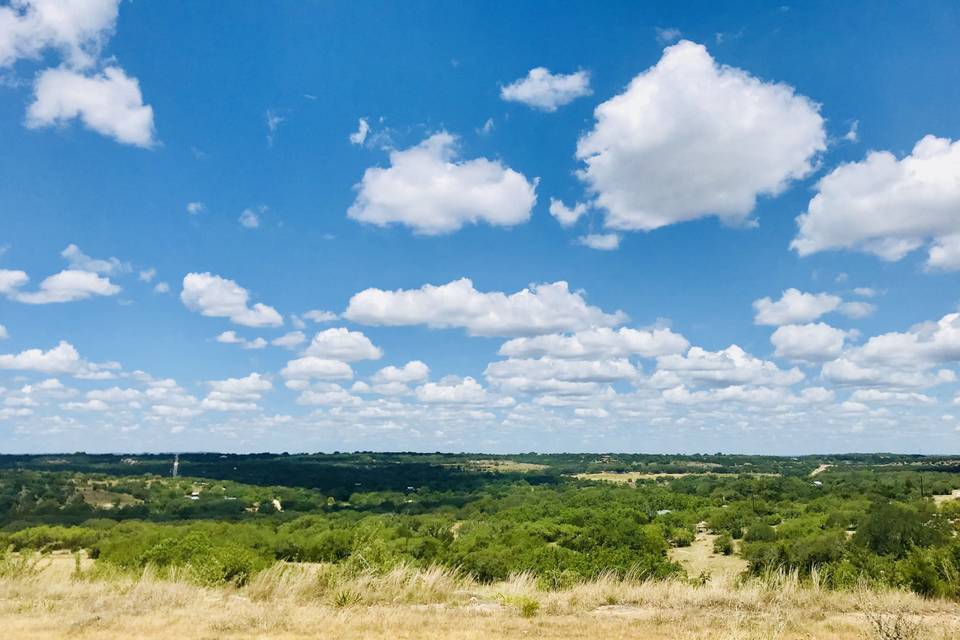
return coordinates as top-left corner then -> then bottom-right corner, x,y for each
575,471 -> 780,483
1,556 -> 959,639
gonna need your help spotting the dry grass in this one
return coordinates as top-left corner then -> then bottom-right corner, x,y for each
459,459 -> 550,473
668,529 -> 748,583
1,557 -> 959,639
575,471 -> 779,483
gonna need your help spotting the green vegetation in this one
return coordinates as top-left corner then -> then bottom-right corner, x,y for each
2,452 -> 960,598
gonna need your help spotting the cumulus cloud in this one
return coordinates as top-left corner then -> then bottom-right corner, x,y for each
303,328 -> 383,362
500,67 -> 591,111
486,357 -> 640,388
239,206 -> 265,229
548,198 -> 588,227
202,372 -> 272,411
771,323 -> 852,362
302,309 -> 338,323
345,278 -> 625,337
576,40 -> 825,232
499,327 -> 689,360
12,269 -> 120,303
753,288 -> 871,325
371,361 -> 430,384
792,135 -> 960,270
215,331 -> 267,350
0,269 -> 29,294
577,233 -> 620,251
0,0 -> 119,69
0,324 -> 7,340
180,273 -> 283,328
347,132 -> 538,235
653,345 -> 804,388
0,340 -> 112,377
186,201 -> 205,215
280,357 -> 353,380
26,66 -> 155,148
415,376 -> 495,404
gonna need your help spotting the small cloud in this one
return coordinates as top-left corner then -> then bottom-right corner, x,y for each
477,118 -> 494,135
266,109 -> 284,146
577,233 -> 620,251
303,309 -> 338,323
656,27 -> 682,45
186,201 -> 205,215
153,282 -> 170,294
139,268 -> 156,283
239,205 -> 267,230
843,120 -> 859,143
349,118 -> 370,145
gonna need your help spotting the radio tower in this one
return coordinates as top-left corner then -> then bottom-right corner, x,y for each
172,453 -> 180,478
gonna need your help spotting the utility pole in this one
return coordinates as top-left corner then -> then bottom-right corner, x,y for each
172,453 -> 179,478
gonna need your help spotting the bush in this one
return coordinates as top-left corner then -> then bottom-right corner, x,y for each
713,534 -> 734,556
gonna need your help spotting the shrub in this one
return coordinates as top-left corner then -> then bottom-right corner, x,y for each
713,534 -> 734,556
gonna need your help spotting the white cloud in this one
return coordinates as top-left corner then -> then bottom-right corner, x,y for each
500,67 -> 591,111
771,323 -> 852,362
753,289 -> 840,326
0,0 -> 119,69
345,278 -> 626,337
138,268 -> 155,283
499,327 -> 689,360
0,340 -> 107,376
266,109 -> 283,146
820,358 -> 955,389
0,324 -> 6,340
415,377 -> 494,404
186,201 -> 205,215
61,243 -> 128,274
215,330 -> 267,350
371,361 -> 430,384
347,132 -> 538,235
349,117 -> 369,145
302,309 -> 338,323
239,205 -> 265,229
792,136 -> 960,269
272,331 -> 306,349
26,66 -> 155,148
842,312 -> 960,371
548,198 -> 587,227
577,233 -> 620,251
852,287 -> 877,298
653,345 -> 804,388
12,269 -> 120,303
0,269 -> 28,294
203,372 -> 272,412
153,282 -> 170,294
280,357 -> 353,380
576,41 -> 825,232
303,328 -> 383,362
180,273 -> 283,328
486,357 -> 639,387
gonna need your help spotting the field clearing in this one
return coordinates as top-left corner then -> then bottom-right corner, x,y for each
668,529 -> 747,583
575,471 -> 780,483
933,489 -> 960,505
1,560 -> 958,639
459,459 -> 550,473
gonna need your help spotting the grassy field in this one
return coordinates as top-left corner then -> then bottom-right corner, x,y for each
1,556 -> 958,639
574,471 -> 780,483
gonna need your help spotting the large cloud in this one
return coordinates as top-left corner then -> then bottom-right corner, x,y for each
347,132 -> 537,234
0,0 -> 119,69
344,278 -> 625,337
0,340 -> 116,378
792,135 -> 960,269
26,66 -> 155,148
576,40 -> 825,231
181,273 -> 283,328
500,67 -> 591,111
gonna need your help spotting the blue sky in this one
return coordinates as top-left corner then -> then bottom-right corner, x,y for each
1,1 -> 960,454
